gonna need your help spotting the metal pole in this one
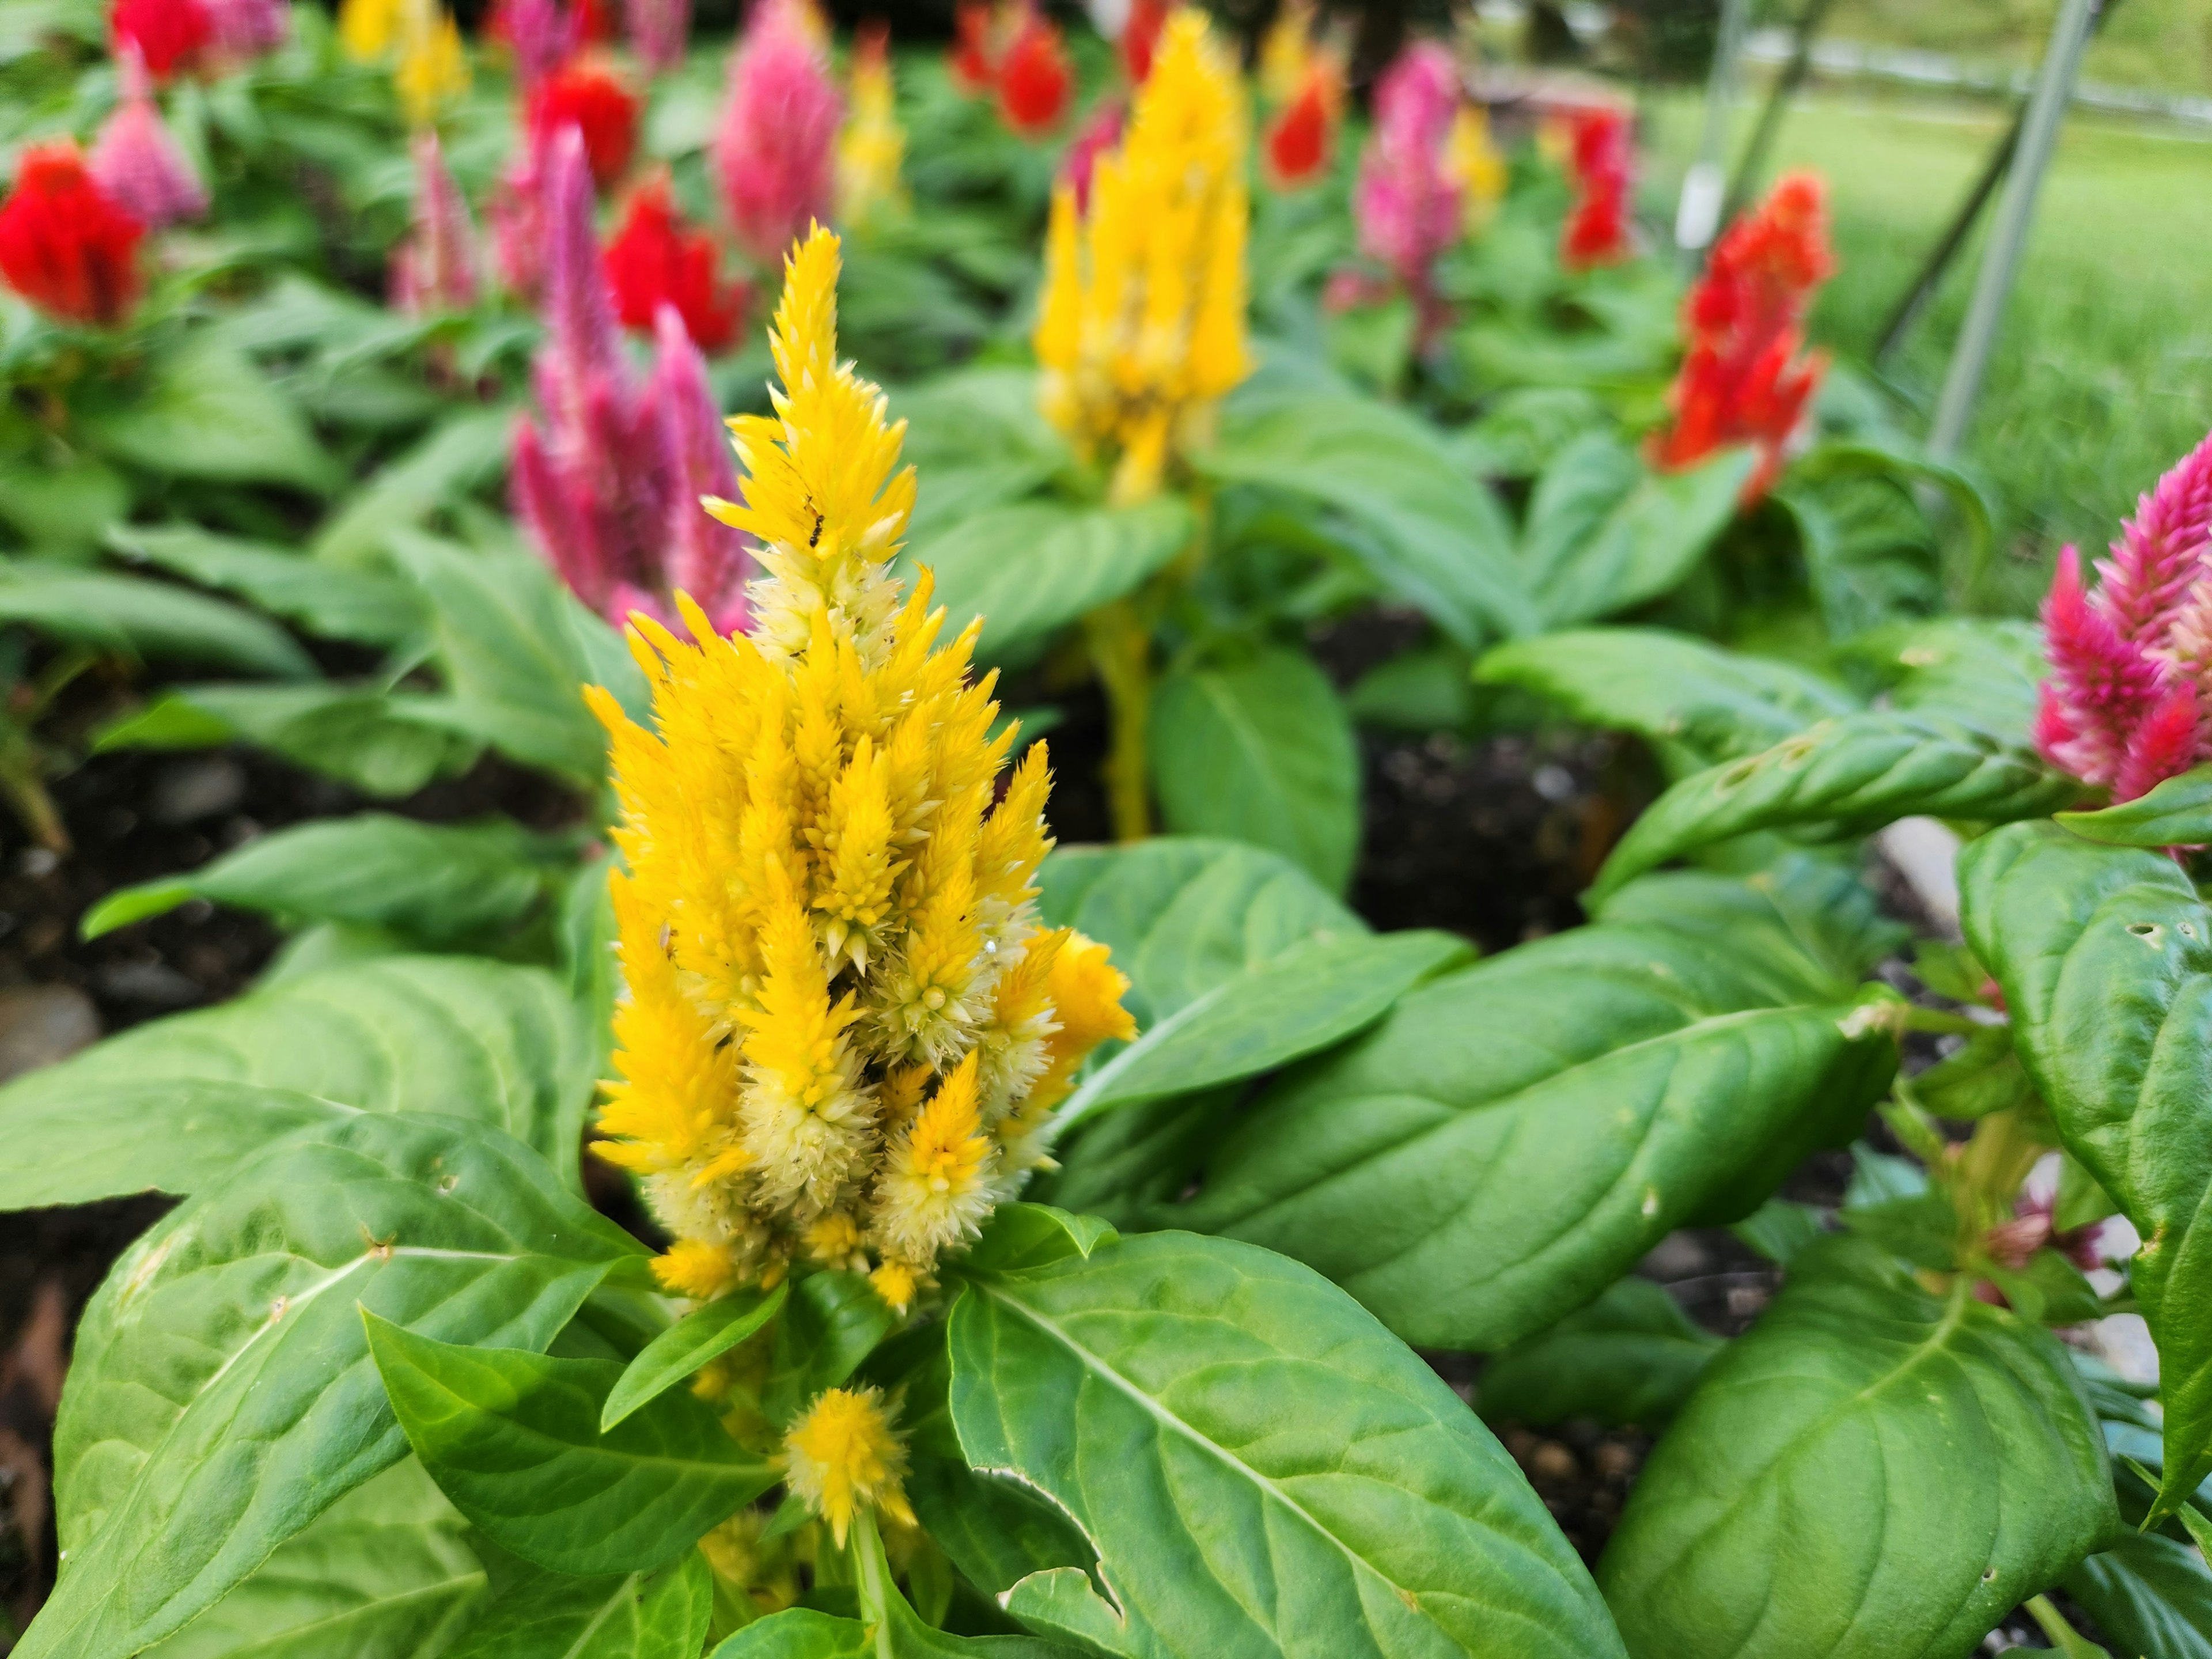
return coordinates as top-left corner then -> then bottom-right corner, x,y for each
1675,0 -> 1755,259
1721,0 -> 1840,226
1927,0 -> 2098,460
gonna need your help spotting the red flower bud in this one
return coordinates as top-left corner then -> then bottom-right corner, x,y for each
0,142 -> 146,328
528,58 -> 641,188
111,0 -> 214,82
603,176 -> 741,352
1264,72 -> 1332,188
996,10 -> 1071,139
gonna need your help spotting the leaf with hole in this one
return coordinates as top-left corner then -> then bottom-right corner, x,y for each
1598,1235 -> 2116,1659
21,1113 -> 643,1659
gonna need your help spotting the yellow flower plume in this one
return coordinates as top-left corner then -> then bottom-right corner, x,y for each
343,0 -> 468,126
590,225 -> 1132,1307
785,1385 -> 914,1548
837,28 -> 906,227
1448,105 -> 1508,236
1033,7 -> 1250,505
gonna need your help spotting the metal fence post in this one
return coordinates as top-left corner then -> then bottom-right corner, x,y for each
1926,0 -> 2099,459
1675,0 -> 1754,259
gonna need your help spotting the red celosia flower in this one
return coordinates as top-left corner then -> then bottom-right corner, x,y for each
949,0 -> 997,92
1264,68 -> 1333,188
1120,0 -> 1168,85
0,143 -> 145,328
996,9 -> 1071,138
2035,429 -> 2212,804
1650,171 -> 1834,502
603,176 -> 741,351
528,58 -> 641,188
1560,105 -> 1633,271
111,0 -> 214,81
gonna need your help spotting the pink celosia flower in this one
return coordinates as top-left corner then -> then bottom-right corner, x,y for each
88,47 -> 207,230
713,0 -> 839,268
2036,429 -> 2212,801
625,0 -> 688,77
512,127 -> 748,634
203,0 -> 286,59
492,0 -> 580,89
1350,41 -> 1463,339
492,124 -> 554,298
389,130 -> 480,315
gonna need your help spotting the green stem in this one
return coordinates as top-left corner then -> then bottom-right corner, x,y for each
2026,1593 -> 2110,1657
1084,601 -> 1153,843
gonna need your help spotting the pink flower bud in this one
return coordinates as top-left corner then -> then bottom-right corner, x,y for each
87,47 -> 207,230
389,130 -> 481,315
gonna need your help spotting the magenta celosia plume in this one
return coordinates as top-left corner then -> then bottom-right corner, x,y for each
390,131 -> 481,315
625,0 -> 689,77
713,0 -> 839,267
512,126 -> 748,635
499,0 -> 580,89
2036,428 -> 2212,801
88,47 -> 207,229
1351,41 -> 1463,331
203,0 -> 286,59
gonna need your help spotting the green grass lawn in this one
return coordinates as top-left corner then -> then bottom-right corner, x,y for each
1641,89 -> 2212,615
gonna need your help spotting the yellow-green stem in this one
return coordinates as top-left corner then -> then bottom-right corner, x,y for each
1084,601 -> 1153,843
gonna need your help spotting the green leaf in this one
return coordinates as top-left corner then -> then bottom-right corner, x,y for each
1163,867 -> 1899,1349
949,1231 -> 1628,1659
0,953 -> 599,1207
1588,711 -> 2077,905
1475,627 -> 1857,767
2065,1529 -> 2212,1659
1730,1197 -> 1825,1264
137,1457 -> 485,1659
1150,647 -> 1361,894
1196,391 -> 1538,645
0,563 -> 316,678
1036,836 -> 1363,1029
388,529 -> 606,783
84,814 -> 563,945
82,336 -> 339,494
2061,764 -> 2212,848
711,1596 -> 1074,1657
1960,821 -> 2212,1519
959,1203 -> 1118,1277
1597,1236 -> 2117,1659
1839,616 -> 2046,745
1521,433 -> 1753,625
367,1315 -> 777,1575
1476,1277 -> 1721,1430
1790,437 -> 1998,600
0,455 -> 127,552
1059,927 -> 1469,1125
107,524 -> 426,645
601,1284 -> 788,1432
93,681 -> 484,797
446,1551 -> 713,1659
312,406 -> 516,566
23,1114 -> 643,1659
762,1271 -> 897,1430
902,498 -> 1194,660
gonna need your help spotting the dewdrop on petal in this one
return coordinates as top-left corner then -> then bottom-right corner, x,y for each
590,225 -> 1132,1304
784,1385 -> 914,1547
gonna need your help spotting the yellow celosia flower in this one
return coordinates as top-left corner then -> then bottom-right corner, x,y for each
785,1385 -> 914,1547
1033,8 -> 1250,505
1447,105 -> 1508,235
837,28 -> 906,227
590,225 -> 1132,1302
1256,0 -> 1316,104
339,0 -> 398,60
359,0 -> 468,127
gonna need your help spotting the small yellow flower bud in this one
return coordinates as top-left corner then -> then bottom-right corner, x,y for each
784,1385 -> 915,1547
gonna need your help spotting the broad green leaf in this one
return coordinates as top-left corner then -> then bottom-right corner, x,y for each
0,953 -> 598,1206
1476,1277 -> 1721,1431
368,1315 -> 777,1575
446,1551 -> 713,1659
1476,627 -> 1857,767
1036,836 -> 1363,1029
93,681 -> 483,797
1196,391 -> 1538,645
2060,764 -> 2212,848
960,1203 -> 1118,1277
312,406 -> 516,566
1960,821 -> 2212,1518
1059,928 -> 1469,1125
902,498 -> 1194,660
140,1459 -> 486,1659
949,1231 -> 1628,1659
601,1284 -> 788,1431
81,337 -> 338,494
1588,711 -> 2077,904
1790,438 -> 1998,600
1839,616 -> 2046,745
0,455 -> 127,552
1597,1236 -> 2116,1659
2065,1530 -> 2212,1659
1521,433 -> 1753,625
1587,853 -> 1908,993
107,524 -> 425,645
84,815 -> 565,945
1162,868 -> 1898,1349
0,563 -> 315,677
762,1271 -> 897,1429
388,529 -> 606,783
24,1114 -> 643,1659
1150,647 -> 1361,894
711,1595 -> 1074,1657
